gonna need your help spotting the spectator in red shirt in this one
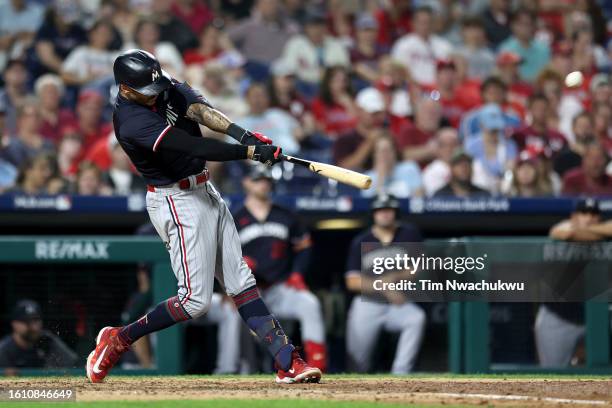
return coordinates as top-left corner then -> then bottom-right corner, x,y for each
171,0 -> 214,37
71,90 -> 112,148
332,87 -> 386,170
311,66 -> 358,139
554,112 -> 596,177
511,93 -> 567,156
396,97 -> 442,165
495,51 -> 533,112
183,24 -> 228,66
34,74 -> 75,145
374,0 -> 412,48
56,126 -> 83,179
562,143 -> 612,196
421,60 -> 480,128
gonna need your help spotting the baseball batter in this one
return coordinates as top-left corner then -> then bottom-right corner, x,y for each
235,167 -> 327,371
345,194 -> 426,374
85,49 -> 321,384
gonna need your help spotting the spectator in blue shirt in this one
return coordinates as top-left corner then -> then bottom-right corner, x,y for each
362,134 -> 423,198
465,104 -> 518,193
499,9 -> 550,82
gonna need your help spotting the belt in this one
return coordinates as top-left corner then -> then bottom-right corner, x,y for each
147,169 -> 209,192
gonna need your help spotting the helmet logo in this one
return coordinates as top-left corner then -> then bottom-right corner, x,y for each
152,70 -> 160,81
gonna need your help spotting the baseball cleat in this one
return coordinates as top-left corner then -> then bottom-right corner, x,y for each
275,350 -> 322,384
86,326 -> 129,383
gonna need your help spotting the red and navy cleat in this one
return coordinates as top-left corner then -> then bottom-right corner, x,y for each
86,326 -> 129,383
275,350 -> 322,384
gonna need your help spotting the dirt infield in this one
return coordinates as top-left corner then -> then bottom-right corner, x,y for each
2,376 -> 612,407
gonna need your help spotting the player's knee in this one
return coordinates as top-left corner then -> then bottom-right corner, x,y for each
184,296 -> 213,319
296,291 -> 322,316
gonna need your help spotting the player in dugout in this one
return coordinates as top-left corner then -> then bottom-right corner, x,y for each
345,194 -> 426,374
234,166 -> 327,372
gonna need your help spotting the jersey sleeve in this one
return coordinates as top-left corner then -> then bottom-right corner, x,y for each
119,108 -> 171,152
174,81 -> 213,112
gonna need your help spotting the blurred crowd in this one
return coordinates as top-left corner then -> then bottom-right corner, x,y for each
0,0 -> 611,197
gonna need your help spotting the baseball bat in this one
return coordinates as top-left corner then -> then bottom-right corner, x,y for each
280,154 -> 372,190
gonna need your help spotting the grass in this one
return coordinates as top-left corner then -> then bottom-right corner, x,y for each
0,400 -> 473,408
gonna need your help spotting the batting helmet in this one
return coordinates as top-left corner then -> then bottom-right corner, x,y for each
113,49 -> 171,96
371,193 -> 400,212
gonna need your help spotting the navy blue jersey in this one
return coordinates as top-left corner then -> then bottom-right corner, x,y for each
234,204 -> 311,285
113,80 -> 212,186
346,224 -> 422,301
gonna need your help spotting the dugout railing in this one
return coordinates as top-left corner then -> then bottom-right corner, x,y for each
0,236 -> 609,375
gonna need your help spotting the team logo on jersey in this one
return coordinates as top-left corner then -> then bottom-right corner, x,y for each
152,70 -> 160,81
166,103 -> 178,126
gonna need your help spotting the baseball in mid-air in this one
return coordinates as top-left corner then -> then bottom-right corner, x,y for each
565,71 -> 584,88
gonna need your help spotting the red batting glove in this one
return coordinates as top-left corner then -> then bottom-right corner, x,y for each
251,131 -> 272,145
285,272 -> 308,291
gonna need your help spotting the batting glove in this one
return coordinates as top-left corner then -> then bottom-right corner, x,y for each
248,145 -> 283,166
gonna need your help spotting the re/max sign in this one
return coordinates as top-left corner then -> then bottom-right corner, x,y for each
35,241 -> 110,260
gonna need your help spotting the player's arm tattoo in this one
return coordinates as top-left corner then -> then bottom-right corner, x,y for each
186,103 -> 232,133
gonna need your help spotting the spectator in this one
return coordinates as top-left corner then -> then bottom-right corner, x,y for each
511,93 -> 567,157
541,198 -> 612,367
502,153 -> 554,197
376,56 -> 413,125
0,101 -> 18,191
311,66 -> 358,139
362,134 -> 422,198
101,0 -> 139,45
102,135 -> 145,195
561,143 -> 612,196
72,89 -> 112,148
350,14 -> 388,84
227,0 -> 299,78
395,97 -> 442,165
587,73 -> 611,113
0,0 -> 44,68
421,60 -> 480,128
3,100 -> 54,167
333,87 -> 386,171
593,103 -> 612,157
0,58 -> 30,134
11,153 -> 63,195
60,19 -> 117,87
481,0 -> 512,48
391,6 -> 452,86
433,150 -> 490,198
236,83 -> 301,155
183,24 -> 230,66
495,51 -> 533,110
499,9 -> 551,82
278,10 -> 349,87
466,103 -> 518,193
570,27 -> 608,76
56,127 -> 83,179
422,127 -> 460,197
127,18 -> 184,79
74,161 -> 112,195
196,63 -> 247,120
267,61 -> 315,135
150,0 -> 198,53
459,76 -> 522,143
0,300 -> 78,369
373,0 -> 412,48
170,0 -> 214,38
33,1 -> 87,77
345,194 -> 426,374
35,74 -> 75,144
554,112 -> 595,176
534,68 -> 583,141
453,16 -> 496,81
